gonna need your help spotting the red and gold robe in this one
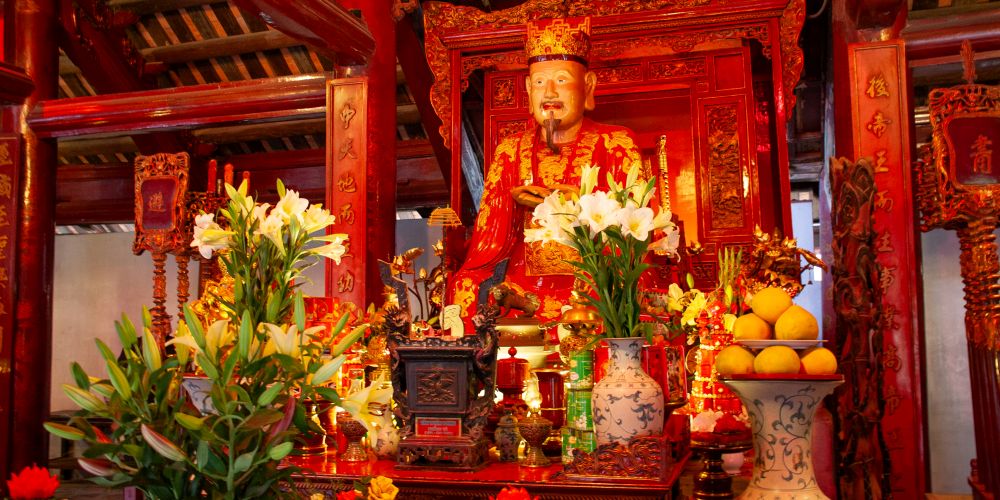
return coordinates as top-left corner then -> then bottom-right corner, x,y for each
448,118 -> 642,324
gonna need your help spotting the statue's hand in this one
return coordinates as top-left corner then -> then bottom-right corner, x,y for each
511,185 -> 553,207
512,184 -> 581,207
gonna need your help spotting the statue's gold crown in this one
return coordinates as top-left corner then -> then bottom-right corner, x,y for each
525,17 -> 591,66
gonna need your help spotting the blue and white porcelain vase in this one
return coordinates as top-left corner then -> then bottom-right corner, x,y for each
591,337 -> 665,446
722,377 -> 843,500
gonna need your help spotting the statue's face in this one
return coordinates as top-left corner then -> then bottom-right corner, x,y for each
526,59 -> 596,132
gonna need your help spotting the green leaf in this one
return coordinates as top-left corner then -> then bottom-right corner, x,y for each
174,413 -> 206,431
70,362 -> 90,389
142,328 -> 162,372
105,361 -> 132,400
196,440 -> 210,471
221,347 -> 238,385
44,422 -> 85,440
115,315 -> 138,348
257,383 -> 285,407
233,451 -> 254,473
314,386 -> 342,407
268,441 -> 294,461
195,353 -> 219,380
242,408 -> 283,429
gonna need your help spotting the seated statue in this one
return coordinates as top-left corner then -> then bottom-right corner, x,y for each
448,17 -> 643,324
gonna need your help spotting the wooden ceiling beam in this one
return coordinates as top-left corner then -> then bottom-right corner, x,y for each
903,8 -> 1000,62
232,0 -> 374,64
106,0 -> 228,16
29,74 -> 326,138
141,29 -> 302,65
58,136 -> 139,158
0,62 -> 34,104
396,15 -> 451,186
56,140 -> 446,224
58,0 -> 185,154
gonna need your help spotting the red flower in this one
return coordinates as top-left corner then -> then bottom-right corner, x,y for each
336,491 -> 359,500
491,485 -> 537,500
6,464 -> 59,500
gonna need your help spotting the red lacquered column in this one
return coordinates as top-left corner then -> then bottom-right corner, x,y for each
341,0 -> 397,307
8,0 -> 58,477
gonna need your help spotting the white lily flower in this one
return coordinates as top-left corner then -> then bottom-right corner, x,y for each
251,203 -> 271,224
204,319 -> 233,360
682,293 -> 707,326
263,323 -> 301,359
303,205 -> 336,233
524,226 -> 558,244
649,225 -> 681,257
651,210 -> 674,231
340,375 -> 395,434
190,214 -> 233,259
577,191 -> 623,237
312,234 -> 348,264
224,180 -> 255,216
273,189 -> 309,224
255,213 -> 286,256
666,283 -> 686,313
619,205 -> 655,241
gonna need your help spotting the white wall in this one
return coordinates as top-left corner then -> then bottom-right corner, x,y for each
921,228 -> 976,494
791,201 -> 822,324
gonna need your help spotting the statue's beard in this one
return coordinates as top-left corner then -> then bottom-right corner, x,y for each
543,110 -> 562,154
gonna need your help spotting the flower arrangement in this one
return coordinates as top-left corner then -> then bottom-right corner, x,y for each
46,180 -> 364,500
5,465 -> 59,500
191,179 -> 347,326
525,165 -> 680,338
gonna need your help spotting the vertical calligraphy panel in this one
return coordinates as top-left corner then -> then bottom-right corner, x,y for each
0,135 -> 18,466
847,40 -> 926,498
326,78 -> 368,308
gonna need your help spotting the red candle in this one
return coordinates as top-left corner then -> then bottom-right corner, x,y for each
206,159 -> 217,192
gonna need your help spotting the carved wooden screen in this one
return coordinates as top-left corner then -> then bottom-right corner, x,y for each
425,0 -> 805,288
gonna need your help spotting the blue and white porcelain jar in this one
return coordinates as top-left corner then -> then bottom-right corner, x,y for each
591,337 -> 665,446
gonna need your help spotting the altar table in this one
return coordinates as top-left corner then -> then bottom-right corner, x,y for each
287,454 -> 687,499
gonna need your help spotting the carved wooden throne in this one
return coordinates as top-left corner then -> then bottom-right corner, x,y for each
424,0 -> 806,289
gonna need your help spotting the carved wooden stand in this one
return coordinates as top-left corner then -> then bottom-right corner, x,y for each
562,434 -> 671,481
133,152 -> 190,344
387,304 -> 499,471
915,70 -> 1000,498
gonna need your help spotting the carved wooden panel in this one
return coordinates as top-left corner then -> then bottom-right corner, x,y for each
839,40 -> 925,499
703,103 -> 745,231
326,78 -> 367,306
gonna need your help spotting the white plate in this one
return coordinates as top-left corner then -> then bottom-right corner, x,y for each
736,339 -> 826,349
